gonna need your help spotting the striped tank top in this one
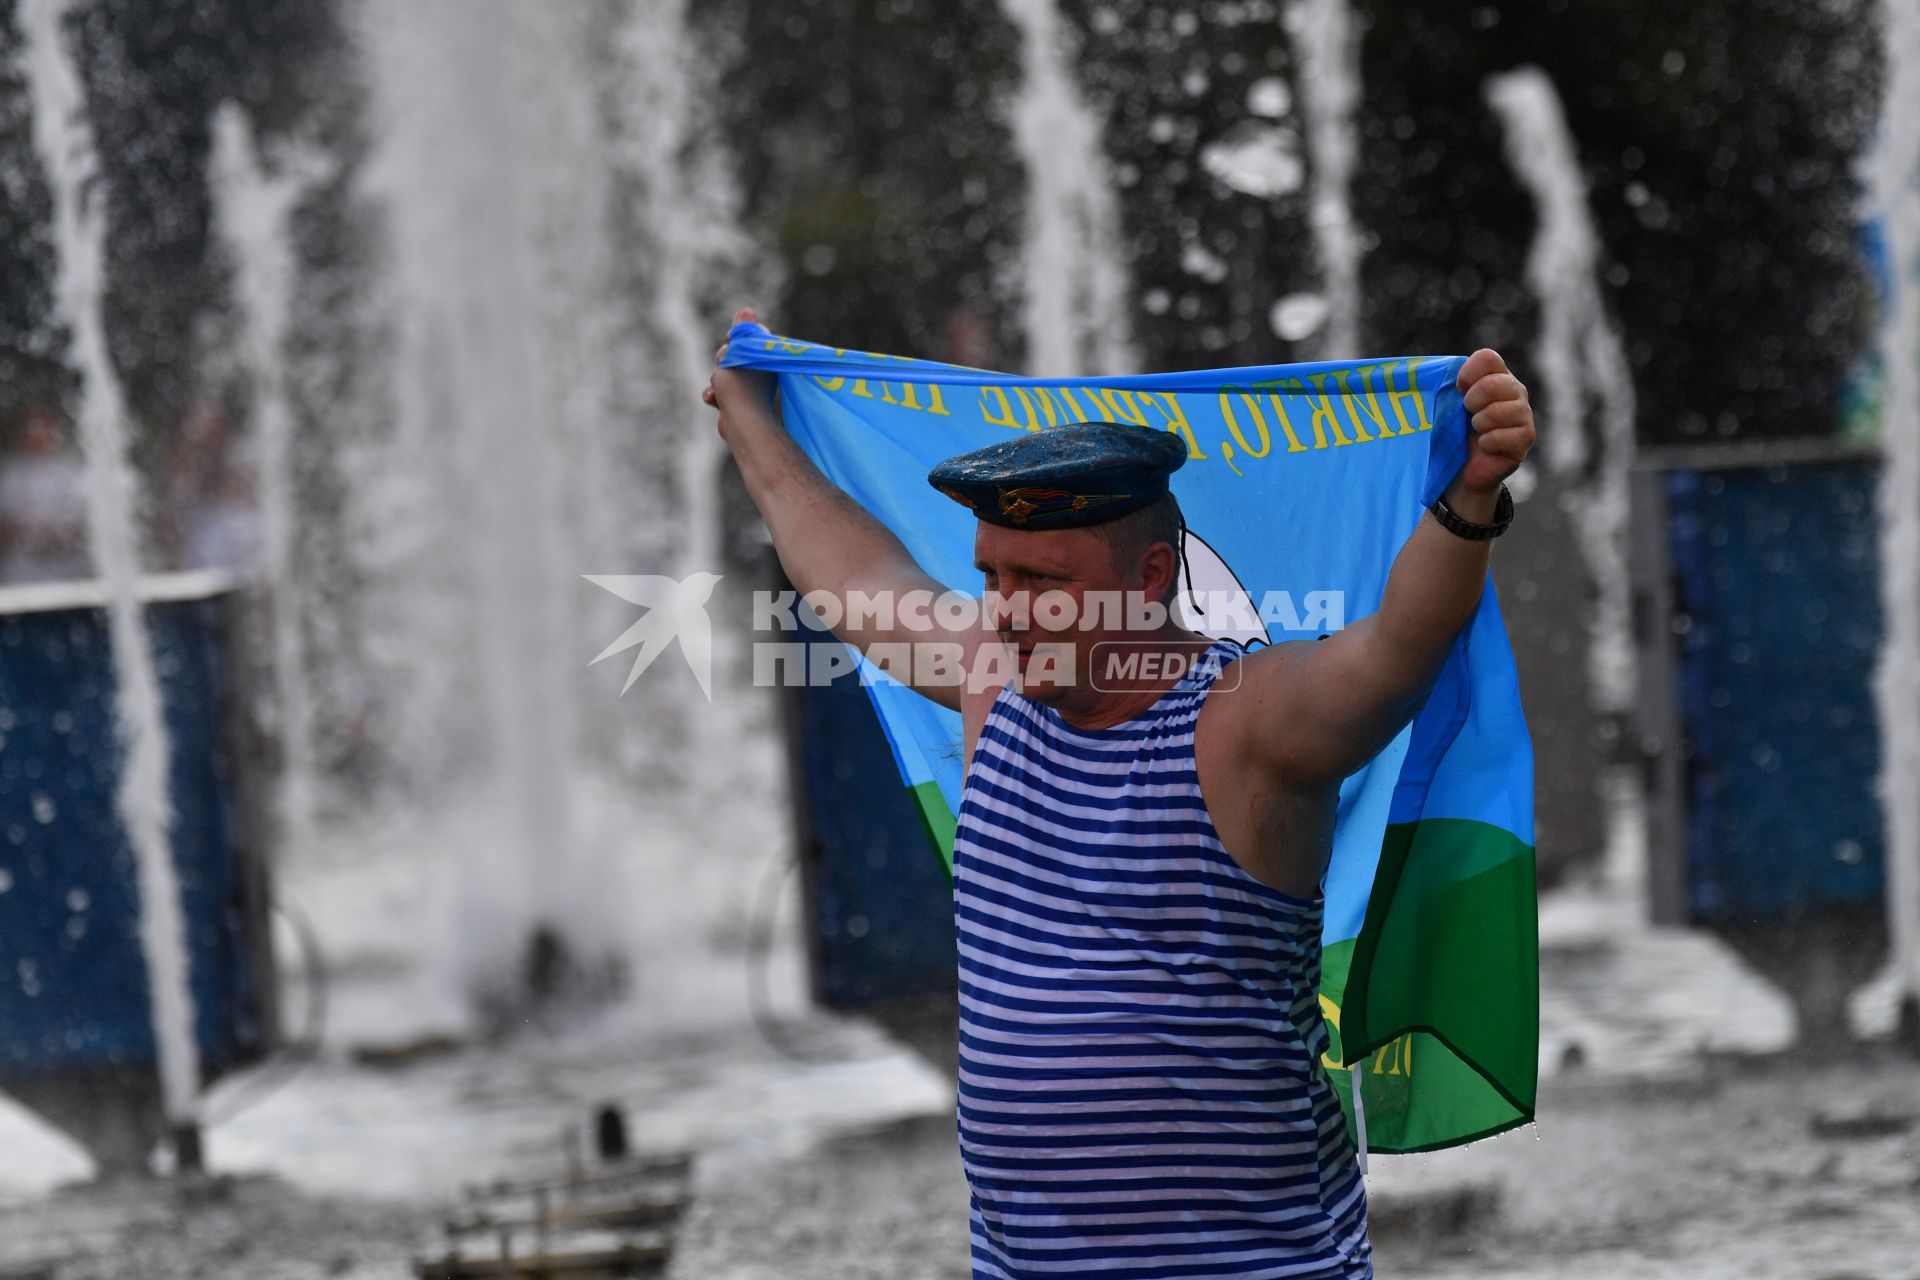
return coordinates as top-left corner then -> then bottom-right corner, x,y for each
953,639 -> 1371,1280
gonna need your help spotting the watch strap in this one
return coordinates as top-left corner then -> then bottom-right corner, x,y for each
1430,483 -> 1514,540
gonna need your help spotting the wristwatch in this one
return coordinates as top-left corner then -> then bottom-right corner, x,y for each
1430,484 -> 1514,540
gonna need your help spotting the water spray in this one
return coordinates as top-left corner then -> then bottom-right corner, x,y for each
20,0 -> 203,1169
1869,0 -> 1920,1047
1001,0 -> 1136,376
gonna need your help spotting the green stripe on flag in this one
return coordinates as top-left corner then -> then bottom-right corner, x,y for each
1319,817 -> 1539,1153
911,780 -> 957,877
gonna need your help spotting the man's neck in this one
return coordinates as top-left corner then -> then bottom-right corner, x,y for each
1047,626 -> 1213,731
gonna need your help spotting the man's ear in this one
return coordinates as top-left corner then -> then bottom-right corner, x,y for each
1141,539 -> 1181,606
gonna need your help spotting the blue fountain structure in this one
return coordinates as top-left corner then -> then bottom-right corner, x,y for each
0,572 -> 277,1175
781,595 -> 959,1075
1632,441 -> 1890,1047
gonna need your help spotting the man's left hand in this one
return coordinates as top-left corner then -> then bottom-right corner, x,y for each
1454,348 -> 1536,500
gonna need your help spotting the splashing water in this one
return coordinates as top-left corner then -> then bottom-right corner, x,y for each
1485,68 -> 1639,724
1486,68 -> 1644,897
1001,0 -> 1135,376
605,0 -> 757,779
1869,0 -> 1920,1014
20,0 -> 201,1131
356,0 -> 604,1003
1287,0 -> 1364,358
209,105 -> 325,853
345,0 -> 768,1018
610,0 -> 745,584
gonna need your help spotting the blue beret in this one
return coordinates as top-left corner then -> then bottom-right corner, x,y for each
928,421 -> 1188,530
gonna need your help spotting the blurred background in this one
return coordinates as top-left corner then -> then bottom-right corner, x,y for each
0,0 -> 1916,1275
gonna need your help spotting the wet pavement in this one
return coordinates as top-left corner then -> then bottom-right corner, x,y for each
663,1052 -> 1920,1280
4,1010 -> 1917,1278
0,1016 -> 949,1278
663,877 -> 1920,1280
3,836 -> 1917,1277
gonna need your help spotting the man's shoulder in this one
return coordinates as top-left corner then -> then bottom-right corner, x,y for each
1209,637 -> 1322,700
1196,638 -> 1328,773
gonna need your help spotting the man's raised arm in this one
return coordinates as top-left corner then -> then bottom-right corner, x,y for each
1230,348 -> 1537,784
703,308 -> 986,710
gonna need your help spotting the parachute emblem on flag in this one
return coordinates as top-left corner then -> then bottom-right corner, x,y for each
1174,526 -> 1273,649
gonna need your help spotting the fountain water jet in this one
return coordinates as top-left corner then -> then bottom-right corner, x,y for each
209,104 -> 324,855
1485,70 -> 1639,724
1001,0 -> 1135,376
1287,0 -> 1364,359
1868,0 -> 1920,1036
609,1 -> 741,585
357,0 -> 602,1014
20,0 -> 201,1160
345,0 -> 771,1026
605,0 -> 756,787
1485,68 -> 1642,892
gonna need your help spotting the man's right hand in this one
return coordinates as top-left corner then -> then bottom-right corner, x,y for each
702,306 -> 777,444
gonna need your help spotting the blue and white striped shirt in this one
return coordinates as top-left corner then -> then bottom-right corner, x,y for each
953,639 -> 1371,1279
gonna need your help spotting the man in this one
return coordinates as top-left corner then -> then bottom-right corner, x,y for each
705,306 -> 1535,1279
0,404 -> 91,584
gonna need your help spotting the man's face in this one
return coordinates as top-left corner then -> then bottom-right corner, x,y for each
973,520 -> 1152,707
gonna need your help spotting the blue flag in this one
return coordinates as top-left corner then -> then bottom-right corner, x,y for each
722,322 -> 1538,1152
